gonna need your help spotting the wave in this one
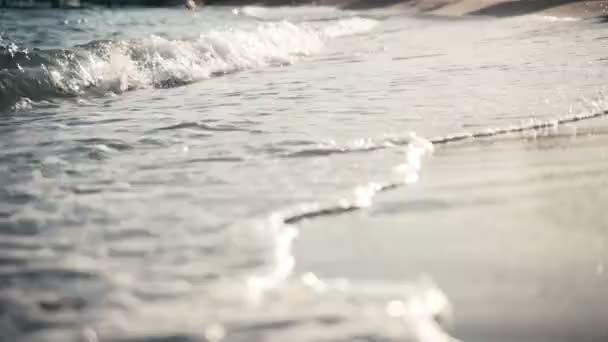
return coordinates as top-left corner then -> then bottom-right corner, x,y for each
0,17 -> 378,111
240,108 -> 608,240
94,131 -> 449,341
238,5 -> 342,21
201,108 -> 608,342
428,109 -> 608,144
531,15 -> 581,22
275,109 -> 608,162
96,275 -> 456,342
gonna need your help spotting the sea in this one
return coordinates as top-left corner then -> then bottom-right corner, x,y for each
1,5 -> 608,342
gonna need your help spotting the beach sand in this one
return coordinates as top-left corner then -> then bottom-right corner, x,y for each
209,0 -> 608,18
344,0 -> 608,17
428,0 -> 608,18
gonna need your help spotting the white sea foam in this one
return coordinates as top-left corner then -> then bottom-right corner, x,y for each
320,17 -> 380,38
47,21 -> 324,96
94,155 -> 455,341
96,274 -> 456,342
5,17 -> 378,106
532,15 -> 580,22
240,5 -> 341,21
234,133 -> 434,302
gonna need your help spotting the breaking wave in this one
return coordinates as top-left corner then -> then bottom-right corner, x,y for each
0,17 -> 378,110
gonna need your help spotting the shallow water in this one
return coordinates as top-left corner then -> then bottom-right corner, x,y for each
1,5 -> 608,342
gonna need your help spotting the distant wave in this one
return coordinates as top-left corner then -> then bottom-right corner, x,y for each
238,5 -> 342,21
0,17 -> 378,111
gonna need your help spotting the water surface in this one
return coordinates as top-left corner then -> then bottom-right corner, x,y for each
1,5 -> 608,342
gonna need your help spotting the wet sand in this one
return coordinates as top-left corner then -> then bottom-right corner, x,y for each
209,0 -> 608,18
295,122 -> 608,342
428,0 -> 608,18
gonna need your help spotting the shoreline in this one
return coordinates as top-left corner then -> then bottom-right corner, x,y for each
428,0 -> 608,18
204,0 -> 608,19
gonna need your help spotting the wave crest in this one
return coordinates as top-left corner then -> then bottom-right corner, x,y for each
0,17 -> 378,111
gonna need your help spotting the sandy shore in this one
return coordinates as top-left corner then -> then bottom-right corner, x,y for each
351,0 -> 608,18
209,0 -> 608,18
425,0 -> 608,18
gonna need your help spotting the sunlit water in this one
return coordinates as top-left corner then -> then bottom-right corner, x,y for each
1,5 -> 608,342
